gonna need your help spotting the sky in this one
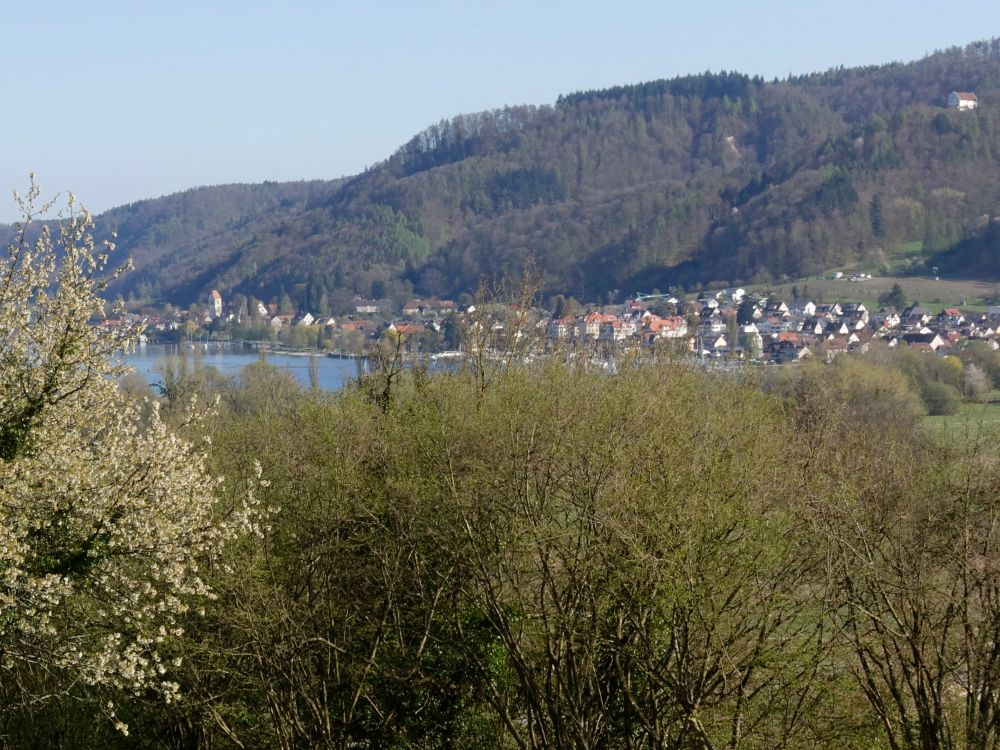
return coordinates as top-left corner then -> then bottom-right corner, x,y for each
1,0 -> 998,221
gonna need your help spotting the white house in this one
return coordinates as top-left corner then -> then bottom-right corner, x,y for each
788,300 -> 817,318
354,298 -> 380,315
210,289 -> 223,319
739,324 -> 763,354
549,318 -> 575,340
948,91 -> 978,110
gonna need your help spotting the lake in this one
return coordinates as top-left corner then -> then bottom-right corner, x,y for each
125,343 -> 361,392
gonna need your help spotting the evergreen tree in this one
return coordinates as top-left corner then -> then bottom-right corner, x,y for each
879,282 -> 906,311
869,194 -> 884,238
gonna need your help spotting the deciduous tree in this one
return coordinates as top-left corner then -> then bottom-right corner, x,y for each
0,181 -> 260,721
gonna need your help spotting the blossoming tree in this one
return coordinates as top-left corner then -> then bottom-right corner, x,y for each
0,180 -> 259,712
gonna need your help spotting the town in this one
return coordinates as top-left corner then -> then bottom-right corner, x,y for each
124,279 -> 1000,365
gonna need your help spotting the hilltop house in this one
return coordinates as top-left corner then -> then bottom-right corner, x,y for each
948,91 -> 978,110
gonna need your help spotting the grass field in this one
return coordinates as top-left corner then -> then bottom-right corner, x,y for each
759,276 -> 1000,312
924,400 -> 1000,440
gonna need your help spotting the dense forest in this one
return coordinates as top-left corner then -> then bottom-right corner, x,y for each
77,38 -> 1000,310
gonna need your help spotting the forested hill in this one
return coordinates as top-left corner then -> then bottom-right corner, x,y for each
101,39 -> 1000,309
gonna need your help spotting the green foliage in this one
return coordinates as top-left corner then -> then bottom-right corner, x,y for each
920,377 -> 963,415
961,340 -> 1000,388
816,166 -> 859,216
24,337 -> 1000,746
90,360 -> 862,748
736,296 -> 758,324
484,166 -> 566,211
878,282 -> 907,310
557,70 -> 763,109
858,344 -> 964,416
930,216 -> 1000,278
798,355 -> 926,433
360,203 -> 430,262
869,194 -> 884,238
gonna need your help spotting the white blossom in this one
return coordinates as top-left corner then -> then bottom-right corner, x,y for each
0,178 -> 261,705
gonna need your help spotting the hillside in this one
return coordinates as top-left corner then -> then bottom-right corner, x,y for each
95,38 -> 1000,310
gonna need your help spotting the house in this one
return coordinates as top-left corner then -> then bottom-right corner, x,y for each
703,334 -> 728,353
841,303 -> 869,323
823,336 -> 850,361
948,91 -> 978,110
577,312 -> 617,339
900,332 -> 946,351
549,317 -> 576,340
339,320 -> 376,334
387,321 -> 425,337
758,315 -> 792,335
210,289 -> 223,319
354,298 -> 380,315
938,307 -> 965,325
872,308 -> 901,330
739,324 -> 763,355
643,315 -> 688,340
599,319 -> 637,343
788,300 -> 817,318
814,303 -> 843,320
294,312 -> 316,327
824,321 -> 851,337
699,322 -> 727,341
763,340 -> 811,363
903,304 -> 932,325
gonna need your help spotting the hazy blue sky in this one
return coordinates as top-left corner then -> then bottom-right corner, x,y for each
1,1 -> 998,220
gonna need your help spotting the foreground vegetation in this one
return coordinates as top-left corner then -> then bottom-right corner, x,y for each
4,344 -> 1000,749
10,189 -> 1000,749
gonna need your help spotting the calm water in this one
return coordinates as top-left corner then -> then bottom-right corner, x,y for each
125,343 -> 360,392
